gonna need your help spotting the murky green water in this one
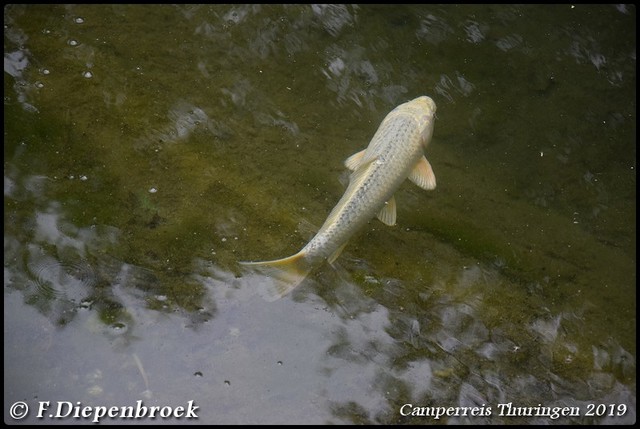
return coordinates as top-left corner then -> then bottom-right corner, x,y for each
4,4 -> 635,425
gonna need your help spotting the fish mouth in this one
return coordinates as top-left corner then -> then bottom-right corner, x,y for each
412,96 -> 437,113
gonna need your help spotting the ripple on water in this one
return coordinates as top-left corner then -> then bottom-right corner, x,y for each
109,322 -> 128,335
27,254 -> 98,303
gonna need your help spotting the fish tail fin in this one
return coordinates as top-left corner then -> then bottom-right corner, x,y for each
239,251 -> 312,301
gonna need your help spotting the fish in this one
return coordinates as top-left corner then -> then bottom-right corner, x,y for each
241,95 -> 437,300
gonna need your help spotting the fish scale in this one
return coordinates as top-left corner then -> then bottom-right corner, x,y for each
241,96 -> 438,301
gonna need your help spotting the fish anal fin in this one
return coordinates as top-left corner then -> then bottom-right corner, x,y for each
344,149 -> 367,171
296,218 -> 318,241
377,195 -> 397,226
328,242 -> 348,265
409,155 -> 436,190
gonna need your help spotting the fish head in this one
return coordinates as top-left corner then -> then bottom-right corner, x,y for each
404,96 -> 437,148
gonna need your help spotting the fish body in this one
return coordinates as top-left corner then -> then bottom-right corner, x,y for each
241,96 -> 437,300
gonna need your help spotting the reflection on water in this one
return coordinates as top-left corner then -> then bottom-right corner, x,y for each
4,4 -> 636,424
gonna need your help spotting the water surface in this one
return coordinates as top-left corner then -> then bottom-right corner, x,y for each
4,4 -> 636,424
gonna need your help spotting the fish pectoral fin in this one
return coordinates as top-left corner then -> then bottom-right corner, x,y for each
344,149 -> 367,171
409,155 -> 436,190
328,242 -> 348,264
377,195 -> 397,226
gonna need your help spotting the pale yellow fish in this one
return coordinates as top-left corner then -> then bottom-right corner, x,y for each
241,96 -> 437,300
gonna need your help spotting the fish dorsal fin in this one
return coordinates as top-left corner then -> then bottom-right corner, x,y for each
344,149 -> 367,171
409,155 -> 436,190
323,158 -> 377,231
377,195 -> 397,226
